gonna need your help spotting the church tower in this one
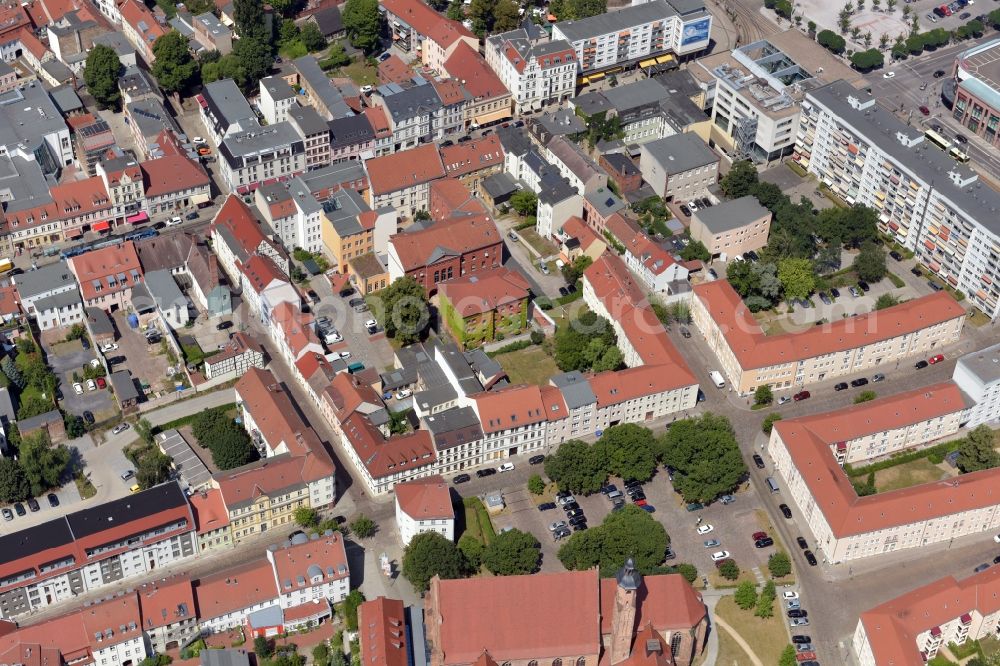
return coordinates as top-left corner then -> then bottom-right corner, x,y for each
610,557 -> 642,664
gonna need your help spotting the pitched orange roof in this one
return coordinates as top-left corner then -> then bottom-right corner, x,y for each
559,216 -> 603,254
366,143 -> 445,195
428,178 -> 486,221
69,241 -> 143,301
431,77 -> 466,107
324,371 -> 384,422
389,215 -> 500,273
188,488 -> 230,535
118,0 -> 165,48
16,29 -> 47,60
438,267 -> 529,318
774,382 -> 985,539
381,0 -> 473,47
50,176 -> 112,220
472,384 -> 547,434
341,412 -> 436,480
137,576 -> 196,630
271,301 -> 320,359
378,54 -> 412,85
193,558 -> 278,620
359,597 -> 409,666
142,155 -> 210,197
270,531 -> 349,590
693,280 -> 966,370
443,42 -> 510,101
439,135 -> 504,179
363,106 -> 392,137
394,475 -> 453,520
242,254 -> 286,294
0,286 -> 21,318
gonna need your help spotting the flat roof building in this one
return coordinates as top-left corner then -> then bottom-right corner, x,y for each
689,195 -> 771,259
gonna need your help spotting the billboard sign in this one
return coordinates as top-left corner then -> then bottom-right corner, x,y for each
680,18 -> 711,46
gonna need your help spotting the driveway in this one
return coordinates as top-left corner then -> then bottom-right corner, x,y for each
307,275 -> 396,374
45,338 -> 117,421
112,311 -> 174,396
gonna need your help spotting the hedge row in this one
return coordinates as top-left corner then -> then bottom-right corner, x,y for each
845,437 -> 965,477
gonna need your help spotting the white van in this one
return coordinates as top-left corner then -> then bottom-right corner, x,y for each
710,370 -> 726,389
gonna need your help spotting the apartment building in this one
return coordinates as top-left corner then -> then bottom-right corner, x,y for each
0,483 -> 197,620
438,267 -> 530,349
292,56 -> 352,121
544,135 -> 608,194
203,332 -> 266,381
13,260 -> 84,330
188,488 -> 233,551
373,83 -> 445,152
199,79 -> 259,144
394,475 -> 455,545
365,143 -> 445,218
219,123 -> 307,194
240,254 -> 297,323
380,0 -> 477,71
766,384 -> 1000,563
210,195 -> 289,286
951,37 -> 1000,148
442,42 -> 512,129
118,0 -> 164,62
854,567 -> 1000,665
573,78 -> 676,145
438,135 -> 505,191
953,341 -> 1000,427
691,279 -> 966,395
552,0 -> 712,77
288,105 -> 332,171
639,133 -> 719,201
320,187 -> 395,273
485,23 -> 577,113
328,113 -> 375,163
259,76 -> 297,125
689,195 -> 771,259
611,215 -> 689,293
68,241 -> 144,312
794,79 -> 1000,320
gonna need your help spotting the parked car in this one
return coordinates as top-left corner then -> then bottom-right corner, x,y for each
889,251 -> 903,261
796,536 -> 808,549
679,205 -> 691,217
851,378 -> 869,387
873,373 -> 885,382
792,635 -> 812,645
703,539 -> 721,548
565,508 -> 583,519
849,286 -> 861,298
753,453 -> 766,469
553,527 -> 572,540
686,502 -> 704,512
819,293 -> 832,305
975,563 -> 991,573
2,508 -> 12,521
929,354 -> 945,364
601,484 -> 619,495
755,537 -> 774,548
804,550 -> 818,566
562,502 -> 580,512
568,515 -> 587,526
720,494 -> 735,504
751,531 -> 767,541
83,411 -> 94,424
476,468 -> 497,478
395,389 -> 412,400
453,474 -> 471,484
529,455 -> 545,465
793,391 -> 811,401
73,382 -> 83,395
96,377 -> 106,389
934,69 -> 946,78
834,382 -> 848,391
112,423 -> 130,435
786,600 -> 801,610
783,590 -> 799,600
915,360 -> 929,369
780,504 -> 793,519
790,618 -> 810,628
538,502 -> 556,511
697,524 -> 714,535
549,521 -> 568,532
787,609 -> 808,618
710,551 -> 731,562
14,503 -> 25,516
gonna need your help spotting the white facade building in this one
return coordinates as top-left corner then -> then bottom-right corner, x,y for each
394,475 -> 456,546
954,342 -> 1000,427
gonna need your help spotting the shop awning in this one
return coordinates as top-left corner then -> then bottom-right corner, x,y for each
639,58 -> 657,68
67,229 -> 82,239
126,212 -> 148,224
236,185 -> 251,195
92,221 -> 111,232
474,108 -> 511,125
655,54 -> 675,64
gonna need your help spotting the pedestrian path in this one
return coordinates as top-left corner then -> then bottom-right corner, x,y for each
751,566 -> 766,586
714,615 -> 765,666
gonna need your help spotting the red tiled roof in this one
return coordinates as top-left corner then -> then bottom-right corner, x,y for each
693,280 -> 966,370
142,155 -> 210,197
270,531 -> 349,590
214,454 -> 313,507
189,488 -> 231,535
270,301 -> 320,359
137,576 -> 196,630
431,77 -> 466,107
80,594 -> 144,649
472,384 -> 547,434
69,241 -> 143,301
193,559 -> 278,621
242,254 -> 287,295
381,0 -> 473,48
366,143 -> 445,195
598,575 -> 706,633
378,54 -> 412,85
439,135 -> 504,179
211,194 -> 278,258
324,372 -> 384,422
394,475 -> 454,520
341,412 -> 436,480
559,216 -> 604,254
443,42 -> 510,101
118,0 -> 165,48
773,382 -> 987,539
359,597 -> 409,666
429,178 -> 486,221
50,176 -> 112,223
363,106 -> 391,137
389,215 -> 500,273
0,286 -> 20,318
438,267 -> 529,318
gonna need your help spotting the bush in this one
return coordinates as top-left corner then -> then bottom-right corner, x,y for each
817,29 -> 846,53
718,559 -> 740,580
528,474 -> 545,495
530,330 -> 545,345
768,551 -> 792,577
854,390 -> 877,404
488,339 -> 533,356
762,413 -> 782,435
672,562 -> 698,583
734,580 -> 758,609
350,514 -> 377,538
845,436 -> 966,477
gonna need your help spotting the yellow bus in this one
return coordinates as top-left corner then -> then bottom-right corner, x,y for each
0,258 -> 12,275
949,146 -> 970,163
924,129 -> 952,151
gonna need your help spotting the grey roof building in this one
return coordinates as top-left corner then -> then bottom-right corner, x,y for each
202,79 -> 259,137
201,649 -> 250,666
48,85 -> 84,115
127,98 -> 183,146
422,406 -> 484,451
691,195 -> 769,233
328,113 -> 374,150
584,186 -> 626,219
553,0 -> 694,43
143,269 -> 186,311
288,104 -> 329,136
219,122 -> 305,170
293,55 -> 352,119
0,156 -> 52,218
653,68 -> 706,103
495,125 -> 533,159
322,188 -> 371,238
640,133 -> 718,175
532,109 -> 588,140
380,82 -> 442,124
480,171 -> 518,203
0,83 -> 69,176
13,260 -> 76,302
93,31 -> 136,61
551,371 -> 598,409
261,76 -> 296,103
85,306 -> 115,338
546,136 -> 607,189
33,289 -> 83,317
538,171 -> 578,205
109,370 -> 140,404
119,65 -> 162,103
0,387 -> 15,425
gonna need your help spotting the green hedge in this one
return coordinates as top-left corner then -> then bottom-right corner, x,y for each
487,339 -> 534,357
462,497 -> 496,544
886,272 -> 905,288
845,437 -> 965,478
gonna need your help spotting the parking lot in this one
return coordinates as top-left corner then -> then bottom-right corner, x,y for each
45,336 -> 117,422
308,274 -> 396,374
112,312 -> 176,397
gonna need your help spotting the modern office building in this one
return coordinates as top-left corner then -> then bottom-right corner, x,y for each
794,79 -> 1000,320
952,37 -> 1000,147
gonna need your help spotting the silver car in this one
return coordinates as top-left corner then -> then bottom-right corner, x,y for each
703,539 -> 721,548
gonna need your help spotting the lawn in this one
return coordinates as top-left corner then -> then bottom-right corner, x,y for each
714,596 -> 789,666
714,623 -> 751,666
519,228 -> 559,258
493,346 -> 560,386
874,457 -> 951,492
968,308 -> 992,328
461,497 -> 496,546
337,60 -> 378,86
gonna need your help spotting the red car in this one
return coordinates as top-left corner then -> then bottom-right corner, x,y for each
796,652 -> 817,662
634,498 -> 648,507
919,105 -> 930,116
793,390 -> 811,401
96,377 -> 106,389
752,531 -> 768,541
929,354 -> 945,364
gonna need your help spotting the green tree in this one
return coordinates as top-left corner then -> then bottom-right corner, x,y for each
850,48 -> 885,70
817,29 -> 847,53
209,427 -> 257,470
295,507 -> 320,528
762,413 -> 782,436
662,414 -> 746,503
593,346 -> 623,373
18,395 -> 52,420
351,514 -> 377,538
558,505 -> 669,576
543,439 -> 607,495
875,293 -> 900,310
255,637 -> 274,660
0,458 -> 29,503
343,0 -> 381,52
447,0 -> 464,20
779,645 -> 798,666
135,418 -> 154,446
854,390 -> 877,404
19,431 -> 70,497
718,559 -> 739,580
369,277 -> 430,344
235,0 -> 267,41
755,581 -> 775,618
510,190 -> 538,216
483,528 -> 540,575
402,531 -> 465,592
136,449 -> 173,489
457,534 -> 484,571
768,551 -> 792,577
527,474 -> 545,495
957,425 -> 1000,473
84,45 -> 123,109
342,589 -> 365,631
565,0 -> 607,20
853,471 -> 877,496
152,32 -> 200,94
64,413 -> 85,439
734,580 -> 758,610
853,241 -> 887,283
600,423 -> 657,482
720,160 -> 759,197
778,258 -> 815,302
300,22 -> 327,51
312,643 -> 329,666
754,384 -> 773,406
680,239 -> 711,262
233,36 -> 273,89
561,255 -> 593,285
989,8 -> 1000,27
1,354 -> 23,389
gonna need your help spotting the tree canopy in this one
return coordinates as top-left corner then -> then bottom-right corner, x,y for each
853,241 -> 888,283
152,32 -> 200,94
543,439 -> 607,495
84,45 -> 123,110
554,311 -> 617,372
777,258 -> 815,302
19,430 -> 71,496
956,425 -> 1000,474
510,190 -> 538,216
482,529 -> 541,575
598,423 -> 658,482
548,0 -> 607,20
369,277 -> 431,344
661,413 -> 746,503
343,0 -> 381,52
402,531 -> 465,591
0,457 -> 30,503
191,406 -> 257,470
558,505 -> 669,576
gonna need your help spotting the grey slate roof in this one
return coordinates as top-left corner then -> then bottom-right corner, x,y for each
380,83 -> 442,122
603,78 -> 672,113
584,186 -> 626,218
48,85 -> 84,115
127,98 -> 182,141
41,60 -> 73,84
261,76 -> 296,102
956,341 -> 1000,385
691,195 -> 769,233
551,371 -> 597,409
85,306 -> 114,337
481,171 -> 518,199
0,156 -> 51,214
33,288 -> 82,313
202,79 -> 257,130
288,104 -> 329,136
293,55 -> 352,119
328,113 -> 374,149
323,188 -> 370,237
555,0 -> 679,42
309,6 -> 343,36
144,270 -> 185,311
17,409 -> 62,432
13,260 -> 75,300
538,171 -> 578,205
201,650 -> 250,666
0,83 -> 67,157
808,79 -> 1000,235
547,136 -> 606,184
653,68 -> 704,100
641,133 -> 718,175
534,108 -> 588,137
109,370 -> 140,401
423,406 -> 483,450
602,152 -> 640,178
219,122 -> 304,168
0,387 -> 15,424
495,126 -> 532,157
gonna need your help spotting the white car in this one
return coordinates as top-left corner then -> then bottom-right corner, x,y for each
783,590 -> 799,600
558,495 -> 576,506
86,379 -> 97,391
778,396 -> 791,405
994,534 -> 1000,543
364,319 -> 378,331
332,351 -> 351,360
696,524 -> 714,535
89,358 -> 101,368
101,343 -> 118,352
711,551 -> 731,562
167,217 -> 183,226
73,382 -> 83,395
883,71 -> 896,79
395,388 -> 413,400
360,84 -> 373,94
193,136 -> 204,144
498,462 -> 515,473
